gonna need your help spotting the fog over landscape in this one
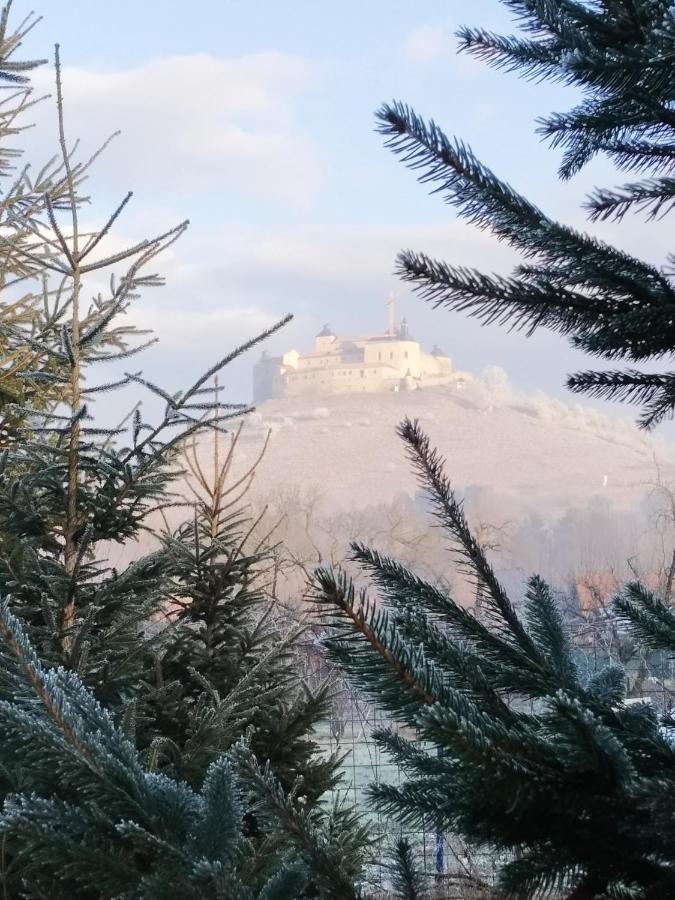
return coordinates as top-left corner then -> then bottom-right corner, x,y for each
230,370 -> 675,604
19,1 -> 675,596
20,0 -> 674,640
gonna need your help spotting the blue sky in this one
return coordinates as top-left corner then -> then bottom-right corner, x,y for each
16,1 -> 673,425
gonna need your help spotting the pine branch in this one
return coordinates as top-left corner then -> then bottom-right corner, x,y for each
395,250 -> 597,337
376,101 -> 667,292
566,370 -> 675,429
614,582 -> 675,653
311,566 -> 440,715
349,542 -> 559,700
389,838 -> 429,900
396,418 -> 540,655
587,176 -> 675,222
524,576 -> 578,689
235,749 -> 368,900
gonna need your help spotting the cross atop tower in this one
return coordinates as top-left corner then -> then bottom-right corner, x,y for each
386,291 -> 397,336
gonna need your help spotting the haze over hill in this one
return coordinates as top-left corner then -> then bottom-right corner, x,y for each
239,367 -> 675,518
108,368 -> 675,602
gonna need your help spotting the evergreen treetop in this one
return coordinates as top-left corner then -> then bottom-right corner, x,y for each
0,4 -> 364,896
313,418 -> 675,900
137,419 -> 340,806
376,0 -> 675,428
311,2 -> 675,898
0,6 -> 71,443
0,22 -> 288,707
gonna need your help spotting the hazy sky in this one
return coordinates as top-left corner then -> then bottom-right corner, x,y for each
17,1 -> 674,425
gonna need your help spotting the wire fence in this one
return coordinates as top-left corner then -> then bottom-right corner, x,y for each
300,620 -> 675,899
314,694 -> 501,899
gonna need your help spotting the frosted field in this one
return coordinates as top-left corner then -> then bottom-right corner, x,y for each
242,370 -> 675,517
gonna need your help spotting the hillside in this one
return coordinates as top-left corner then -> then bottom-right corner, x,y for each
239,369 -> 675,516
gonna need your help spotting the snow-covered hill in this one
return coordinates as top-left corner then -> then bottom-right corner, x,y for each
238,368 -> 675,515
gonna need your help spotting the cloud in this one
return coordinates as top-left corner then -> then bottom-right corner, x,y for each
403,24 -> 481,72
83,218 -> 516,394
127,220 -> 521,378
67,212 -> 660,426
87,296 -> 280,424
404,24 -> 452,65
199,220 -> 517,300
30,52 -> 322,208
129,305 -> 277,350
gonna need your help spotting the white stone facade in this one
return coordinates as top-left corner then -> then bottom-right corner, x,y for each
253,311 -> 464,402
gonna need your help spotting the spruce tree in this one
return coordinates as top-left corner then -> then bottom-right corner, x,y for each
0,601 -> 307,900
376,0 -> 675,429
311,2 -> 675,898
0,594 -> 408,898
133,422 -> 347,888
313,419 -> 675,899
0,7 -> 70,444
139,423 -> 339,797
0,29 -> 283,711
0,4 -> 357,896
0,599 -> 383,899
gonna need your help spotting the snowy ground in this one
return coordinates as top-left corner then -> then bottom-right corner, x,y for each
239,371 -> 675,517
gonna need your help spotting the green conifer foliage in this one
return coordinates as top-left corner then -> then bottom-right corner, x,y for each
311,3 -> 675,896
375,0 -> 675,429
136,420 -> 341,817
0,6 -> 77,444
0,5 -> 362,896
0,602 -> 400,898
0,23 -> 288,710
313,419 -> 675,899
0,600 -> 312,899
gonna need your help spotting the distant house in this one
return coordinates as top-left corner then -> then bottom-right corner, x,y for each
253,296 -> 469,402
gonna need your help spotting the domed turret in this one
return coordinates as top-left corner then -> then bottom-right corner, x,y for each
314,323 -> 338,353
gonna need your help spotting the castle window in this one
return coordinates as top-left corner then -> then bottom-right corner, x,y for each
378,352 -> 381,361
360,370 -> 365,378
404,351 -> 409,359
390,352 -> 394,360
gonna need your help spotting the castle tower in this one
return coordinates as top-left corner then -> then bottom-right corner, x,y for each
314,323 -> 337,353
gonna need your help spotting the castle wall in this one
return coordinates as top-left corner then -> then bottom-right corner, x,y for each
284,362 -> 400,397
252,324 -> 456,401
419,350 -> 452,377
253,357 -> 286,403
361,339 -> 421,374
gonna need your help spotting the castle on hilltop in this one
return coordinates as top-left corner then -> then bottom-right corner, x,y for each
253,295 -> 467,402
